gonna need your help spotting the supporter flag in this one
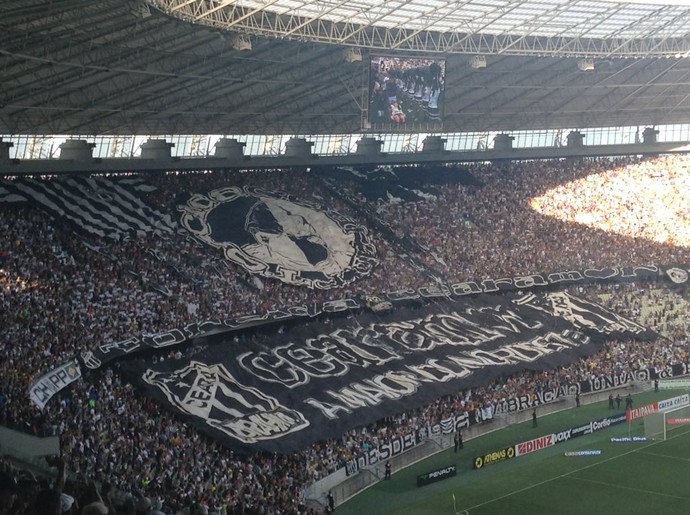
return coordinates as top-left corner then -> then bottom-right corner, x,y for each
0,176 -> 176,239
129,289 -> 657,453
178,186 -> 378,289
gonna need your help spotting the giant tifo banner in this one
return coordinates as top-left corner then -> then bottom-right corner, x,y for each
0,176 -> 176,239
178,186 -> 379,289
127,290 -> 656,453
80,264 -> 687,369
0,178 -> 379,290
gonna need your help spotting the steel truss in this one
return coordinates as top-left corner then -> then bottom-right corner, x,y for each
150,0 -> 690,58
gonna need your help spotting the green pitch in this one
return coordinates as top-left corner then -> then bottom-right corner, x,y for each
336,390 -> 690,515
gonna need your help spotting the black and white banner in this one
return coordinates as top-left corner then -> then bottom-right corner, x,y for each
493,363 -> 690,415
128,290 -> 656,453
0,176 -> 176,239
178,186 -> 378,289
81,298 -> 361,369
80,263 -> 688,369
314,165 -> 481,205
29,360 -> 82,409
345,433 -> 418,475
319,176 -> 445,283
383,264 -> 686,302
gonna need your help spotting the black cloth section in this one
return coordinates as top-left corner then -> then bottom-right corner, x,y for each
81,264 -> 687,370
314,165 -> 482,203
177,186 -> 379,290
317,175 -> 445,283
125,289 -> 657,454
0,177 -> 175,239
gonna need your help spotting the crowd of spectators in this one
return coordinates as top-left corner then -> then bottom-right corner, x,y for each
375,156 -> 690,278
1,155 -> 690,514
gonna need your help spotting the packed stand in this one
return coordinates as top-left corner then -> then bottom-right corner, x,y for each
1,155 -> 690,514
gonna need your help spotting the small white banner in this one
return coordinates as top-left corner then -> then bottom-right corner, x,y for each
29,360 -> 82,409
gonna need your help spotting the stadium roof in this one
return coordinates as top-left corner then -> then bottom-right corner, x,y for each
1,0 -> 690,135
157,0 -> 690,54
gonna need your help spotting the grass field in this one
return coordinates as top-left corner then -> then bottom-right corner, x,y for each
336,390 -> 690,515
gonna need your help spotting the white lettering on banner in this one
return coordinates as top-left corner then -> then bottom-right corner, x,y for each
97,336 -> 141,355
611,437 -> 648,442
513,275 -> 549,289
306,332 -> 587,416
553,429 -> 572,444
478,278 -> 514,293
655,365 -> 689,379
441,265 -> 660,298
237,334 -> 401,388
627,403 -> 659,421
29,360 -> 82,409
345,434 -> 416,473
591,419 -> 610,431
516,435 -> 554,456
571,423 -> 593,436
589,373 -> 635,391
406,359 -> 458,383
547,271 -> 584,283
592,414 -> 626,431
302,398 -> 352,420
658,394 -> 690,411
428,466 -> 456,478
237,302 -> 595,389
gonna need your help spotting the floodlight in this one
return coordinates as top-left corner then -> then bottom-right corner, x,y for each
344,48 -> 362,63
232,35 -> 252,51
578,58 -> 595,71
470,55 -> 487,69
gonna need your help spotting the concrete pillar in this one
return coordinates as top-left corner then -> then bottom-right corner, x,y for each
567,131 -> 585,148
0,139 -> 13,161
493,134 -> 514,151
642,127 -> 659,145
355,137 -> 383,156
214,138 -> 246,159
59,140 -> 95,160
140,139 -> 174,160
284,137 -> 314,157
422,136 -> 446,152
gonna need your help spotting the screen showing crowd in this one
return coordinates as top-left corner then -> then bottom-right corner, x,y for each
368,56 -> 446,125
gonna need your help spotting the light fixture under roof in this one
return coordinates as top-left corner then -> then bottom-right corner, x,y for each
578,58 -> 595,71
232,35 -> 252,51
344,48 -> 362,63
470,55 -> 487,69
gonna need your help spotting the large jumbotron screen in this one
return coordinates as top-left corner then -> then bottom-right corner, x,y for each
368,55 -> 446,129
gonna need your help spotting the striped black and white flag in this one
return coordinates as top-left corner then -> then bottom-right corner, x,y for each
0,176 -> 176,239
